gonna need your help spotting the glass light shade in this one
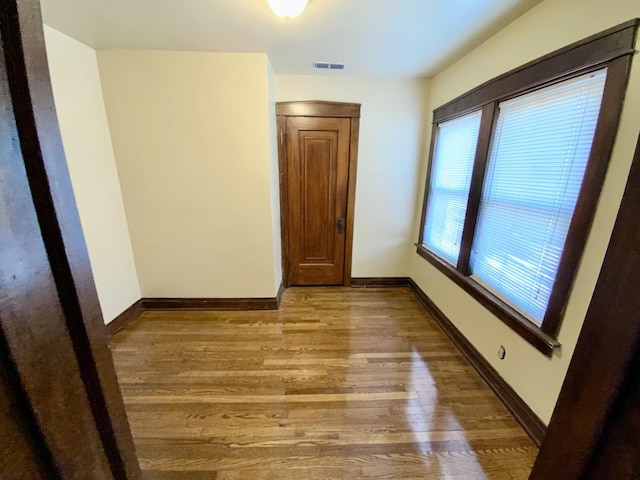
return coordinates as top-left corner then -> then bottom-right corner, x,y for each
266,0 -> 309,18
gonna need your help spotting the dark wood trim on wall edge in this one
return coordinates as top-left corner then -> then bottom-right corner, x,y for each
276,115 -> 290,287
530,132 -> 640,479
342,116 -> 361,287
351,277 -> 412,288
105,300 -> 143,338
408,278 -> 547,447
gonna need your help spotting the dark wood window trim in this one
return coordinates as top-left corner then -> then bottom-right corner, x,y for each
416,244 -> 561,354
457,102 -> 497,275
417,19 -> 639,356
433,19 -> 639,122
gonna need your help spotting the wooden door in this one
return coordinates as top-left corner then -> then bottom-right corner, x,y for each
0,0 -> 140,478
286,116 -> 351,285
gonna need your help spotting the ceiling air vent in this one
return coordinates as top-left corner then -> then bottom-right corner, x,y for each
314,61 -> 345,70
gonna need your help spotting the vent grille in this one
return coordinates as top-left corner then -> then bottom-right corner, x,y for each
314,61 -> 345,70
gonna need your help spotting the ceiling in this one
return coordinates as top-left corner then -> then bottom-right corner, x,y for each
40,0 -> 542,77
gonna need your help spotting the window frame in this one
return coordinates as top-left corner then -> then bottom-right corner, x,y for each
417,19 -> 639,356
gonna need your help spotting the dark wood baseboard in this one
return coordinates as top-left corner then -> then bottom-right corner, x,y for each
351,277 -> 411,288
142,282 -> 287,311
408,279 -> 547,447
107,284 -> 288,339
142,297 -> 278,310
105,300 -> 143,338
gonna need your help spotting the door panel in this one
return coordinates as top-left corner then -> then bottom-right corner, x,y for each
303,133 -> 337,261
287,117 -> 350,285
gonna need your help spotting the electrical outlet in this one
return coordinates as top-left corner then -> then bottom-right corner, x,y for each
497,345 -> 506,360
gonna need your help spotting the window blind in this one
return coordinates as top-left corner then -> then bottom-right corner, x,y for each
423,110 -> 482,265
470,69 -> 607,323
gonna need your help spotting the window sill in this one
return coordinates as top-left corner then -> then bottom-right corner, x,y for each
415,244 -> 561,357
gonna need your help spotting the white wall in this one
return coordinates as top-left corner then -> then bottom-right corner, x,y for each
97,50 -> 281,298
267,61 -> 283,290
408,0 -> 640,423
276,76 -> 430,277
44,26 -> 141,323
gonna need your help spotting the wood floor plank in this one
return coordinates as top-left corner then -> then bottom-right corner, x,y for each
111,287 -> 537,479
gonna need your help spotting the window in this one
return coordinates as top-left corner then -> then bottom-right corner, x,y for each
417,20 -> 637,355
471,70 -> 607,324
422,111 -> 481,265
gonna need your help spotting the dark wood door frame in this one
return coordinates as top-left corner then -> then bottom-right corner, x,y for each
529,131 -> 640,479
276,101 -> 361,287
1,0 -> 140,478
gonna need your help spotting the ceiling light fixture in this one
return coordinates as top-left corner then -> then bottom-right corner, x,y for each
266,0 -> 309,19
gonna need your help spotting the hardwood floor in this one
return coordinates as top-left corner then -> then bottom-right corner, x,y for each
111,287 -> 538,479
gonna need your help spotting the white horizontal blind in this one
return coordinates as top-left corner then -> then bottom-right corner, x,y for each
423,111 -> 482,265
470,69 -> 607,324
